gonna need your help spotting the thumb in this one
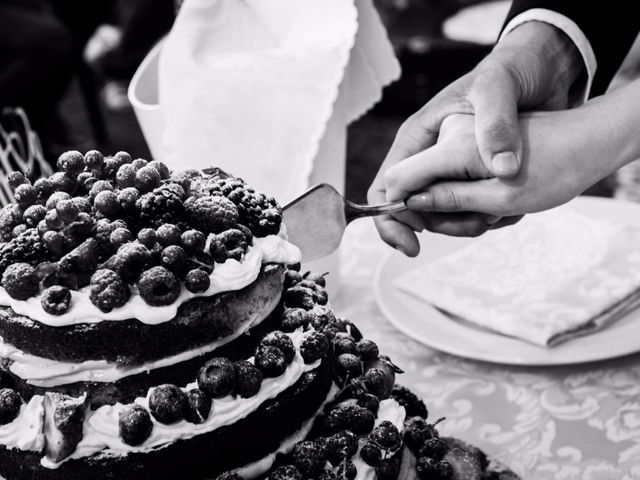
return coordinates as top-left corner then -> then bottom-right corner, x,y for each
469,69 -> 523,178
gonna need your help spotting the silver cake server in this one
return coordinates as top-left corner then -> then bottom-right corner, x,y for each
282,183 -> 407,262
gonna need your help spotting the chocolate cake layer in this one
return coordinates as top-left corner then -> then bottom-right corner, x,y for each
0,303 -> 282,408
0,353 -> 333,480
0,264 -> 284,364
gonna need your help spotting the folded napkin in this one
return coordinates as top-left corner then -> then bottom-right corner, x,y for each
393,207 -> 640,347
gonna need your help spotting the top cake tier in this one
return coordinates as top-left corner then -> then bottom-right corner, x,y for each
0,150 -> 300,329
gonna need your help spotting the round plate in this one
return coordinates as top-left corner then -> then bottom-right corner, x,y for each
374,196 -> 640,366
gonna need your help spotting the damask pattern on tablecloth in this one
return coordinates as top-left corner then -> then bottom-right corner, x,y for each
333,219 -> 640,480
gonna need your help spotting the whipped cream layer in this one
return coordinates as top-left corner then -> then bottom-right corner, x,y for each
41,329 -> 319,468
0,234 -> 300,327
0,396 -> 45,452
0,292 -> 274,387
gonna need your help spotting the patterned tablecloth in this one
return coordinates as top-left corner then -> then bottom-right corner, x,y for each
330,219 -> 640,480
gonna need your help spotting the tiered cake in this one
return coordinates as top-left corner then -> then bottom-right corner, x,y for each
0,151 -> 518,480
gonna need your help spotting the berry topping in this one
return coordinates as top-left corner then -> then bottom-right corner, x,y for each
269,465 -> 302,480
136,184 -> 185,227
376,458 -> 400,480
185,268 -> 211,293
209,228 -> 248,263
23,204 -> 47,227
300,331 -> 330,364
233,360 -> 263,398
292,441 -> 327,477
119,404 -> 153,446
135,165 -> 161,192
0,388 -> 21,425
116,164 -> 138,188
324,401 -> 375,435
392,385 -> 429,419
2,262 -> 39,300
281,308 -> 312,332
215,472 -> 243,480
41,286 -> 72,315
254,345 -> 287,378
117,187 -> 139,210
104,242 -> 153,284
156,223 -> 182,247
185,388 -> 212,424
137,228 -> 157,247
284,286 -> 316,310
160,245 -> 187,275
335,353 -> 363,384
55,198 -> 79,224
185,195 -> 238,234
324,430 -> 359,464
94,190 -> 120,217
89,269 -> 131,312
84,150 -> 104,170
356,340 -> 379,361
57,150 -> 85,174
360,442 -> 382,466
148,384 -> 188,425
198,357 -> 237,398
419,438 -> 450,462
370,421 -> 402,451
110,227 -> 133,248
260,331 -> 295,363
138,266 -> 180,306
181,229 -> 206,252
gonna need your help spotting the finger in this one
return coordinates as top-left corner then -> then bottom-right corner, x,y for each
488,215 -> 525,230
406,179 -> 513,216
469,69 -> 523,178
420,212 -> 493,237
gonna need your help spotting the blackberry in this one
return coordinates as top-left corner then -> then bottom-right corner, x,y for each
356,340 -> 379,362
284,286 -> 316,310
185,389 -> 212,424
23,204 -> 47,227
185,268 -> 211,293
292,441 -> 326,477
360,442 -> 382,466
94,190 -> 120,217
357,393 -> 380,414
161,245 -> 187,276
255,346 -> 287,378
185,195 -> 238,234
324,402 -> 375,435
269,465 -> 302,480
84,150 -> 104,170
324,430 -> 359,464
59,238 -> 99,274
138,266 -> 180,306
209,228 -> 248,263
148,384 -> 188,425
281,308 -> 312,332
136,184 -> 185,227
156,223 -> 182,247
181,229 -> 206,252
233,360 -> 263,398
369,421 -> 402,451
40,286 -> 72,315
418,438 -> 449,462
337,460 -> 357,480
89,269 -> 131,312
415,456 -> 438,480
300,331 -> 330,364
219,180 -> 281,237
435,461 -> 454,479
391,385 -> 429,419
376,458 -> 400,480
57,150 -> 85,174
198,357 -> 237,398
260,331 -> 295,363
2,263 -> 39,300
119,404 -> 153,446
335,354 -> 363,384
0,388 -> 22,425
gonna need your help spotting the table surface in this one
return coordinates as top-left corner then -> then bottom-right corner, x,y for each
331,218 -> 640,480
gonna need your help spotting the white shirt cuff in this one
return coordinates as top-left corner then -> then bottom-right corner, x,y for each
499,8 -> 596,105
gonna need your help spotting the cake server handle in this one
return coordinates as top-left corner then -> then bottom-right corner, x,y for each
344,198 -> 407,223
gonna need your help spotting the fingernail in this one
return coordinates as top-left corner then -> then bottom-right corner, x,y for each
406,192 -> 433,211
395,244 -> 407,256
492,152 -> 518,175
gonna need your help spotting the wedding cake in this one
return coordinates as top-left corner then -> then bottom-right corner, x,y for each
0,151 -> 518,480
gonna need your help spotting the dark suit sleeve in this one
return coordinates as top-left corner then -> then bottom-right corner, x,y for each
502,0 -> 640,96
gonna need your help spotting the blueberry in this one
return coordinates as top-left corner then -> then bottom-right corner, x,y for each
161,245 -> 187,275
335,354 -> 363,383
254,345 -> 287,378
403,421 -> 428,453
198,357 -> 237,398
260,331 -> 295,363
156,223 -> 181,246
284,286 -> 316,310
12,224 -> 27,237
138,266 -> 180,306
89,180 -> 114,200
360,442 -> 382,466
7,172 -> 27,190
0,388 -> 22,425
84,150 -> 104,170
269,465 -> 302,480
118,404 -> 153,446
281,308 -> 311,332
147,160 -> 170,179
34,177 -> 54,201
102,158 -> 119,179
110,227 -> 133,248
148,384 -> 187,425
184,389 -> 212,424
333,335 -> 357,356
55,199 -> 79,223
284,270 -> 302,289
362,368 -> 387,398
131,158 -> 148,170
233,360 -> 263,398
89,269 -> 131,312
44,209 -> 64,231
57,150 -> 85,174
135,165 -> 161,192
292,441 -> 326,477
2,263 -> 38,300
117,187 -> 139,211
41,286 -> 72,315
94,190 -> 120,217
113,151 -> 132,166
14,184 -> 37,206
337,460 -> 357,480
50,172 -> 77,193
300,331 -> 329,364
181,229 -> 206,252
356,340 -> 379,361
305,272 -> 327,288
357,393 -> 380,414
184,268 -> 210,293
370,421 -> 402,451
137,228 -> 157,248
72,196 -> 92,214
116,164 -> 137,188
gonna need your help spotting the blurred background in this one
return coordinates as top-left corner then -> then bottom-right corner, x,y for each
0,0 -> 624,204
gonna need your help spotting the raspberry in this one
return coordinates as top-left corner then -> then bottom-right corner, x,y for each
181,229 -> 206,252
0,388 -> 21,425
117,187 -> 139,211
148,384 -> 188,425
59,238 -> 99,274
12,224 -> 27,237
300,331 -> 330,364
391,385 -> 429,419
40,286 -> 72,315
119,404 -> 153,446
284,286 -> 316,310
281,308 -> 312,332
324,430 -> 359,464
233,361 -> 263,398
185,195 -> 238,234
254,346 -> 287,378
89,269 -> 131,312
269,465 -> 302,480
14,184 -> 37,207
324,402 -> 375,435
360,442 -> 382,466
104,242 -> 153,284
260,331 -> 295,363
356,340 -> 379,362
335,354 -> 363,384
198,357 -> 237,398
2,263 -> 39,300
94,190 -> 120,217
161,245 -> 187,276
376,458 -> 400,480
7,172 -> 27,190
418,438 -> 449,462
84,150 -> 104,170
209,228 -> 248,263
156,223 -> 182,247
136,184 -> 186,228
138,266 -> 180,306
184,268 -> 211,293
110,227 -> 133,248
185,389 -> 212,424
370,421 -> 402,451
135,165 -> 161,192
292,441 -> 326,477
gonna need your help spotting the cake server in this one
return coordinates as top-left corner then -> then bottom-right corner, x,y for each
282,183 -> 407,262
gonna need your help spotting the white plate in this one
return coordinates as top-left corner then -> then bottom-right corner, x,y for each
374,196 -> 640,366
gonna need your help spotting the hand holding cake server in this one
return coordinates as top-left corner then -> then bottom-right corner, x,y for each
368,0 -> 640,256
